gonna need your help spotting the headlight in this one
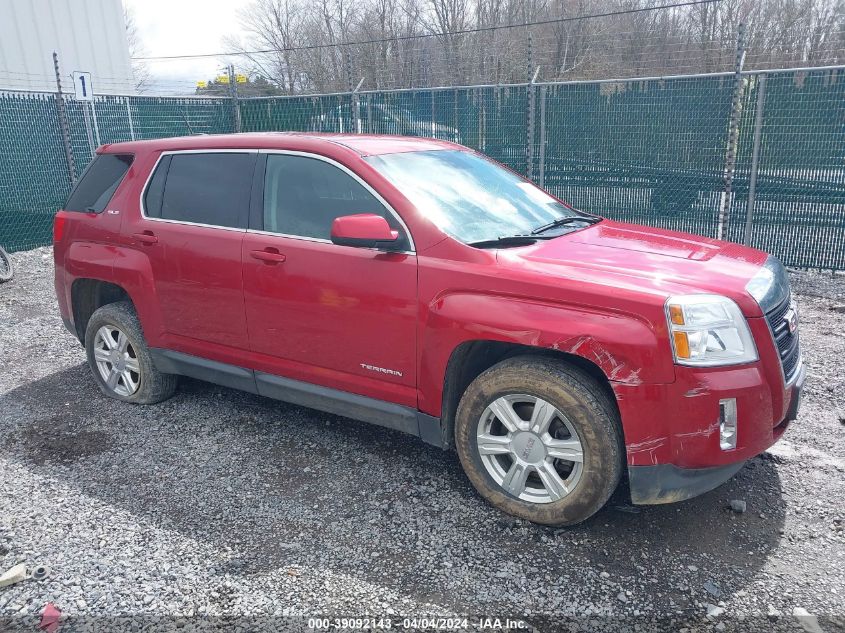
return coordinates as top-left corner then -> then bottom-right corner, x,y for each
746,256 -> 789,313
665,294 -> 758,366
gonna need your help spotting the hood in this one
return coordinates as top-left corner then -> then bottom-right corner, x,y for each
498,220 -> 769,316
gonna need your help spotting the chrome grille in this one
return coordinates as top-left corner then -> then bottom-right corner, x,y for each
766,295 -> 800,383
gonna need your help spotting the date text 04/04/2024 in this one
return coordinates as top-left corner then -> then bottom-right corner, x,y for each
307,617 -> 528,630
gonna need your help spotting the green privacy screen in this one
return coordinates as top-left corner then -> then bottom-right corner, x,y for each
0,93 -> 231,252
2,68 -> 844,270
0,92 -> 71,253
726,70 -> 845,270
539,75 -> 734,240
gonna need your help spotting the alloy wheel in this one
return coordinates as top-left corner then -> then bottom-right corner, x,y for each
93,325 -> 141,397
476,394 -> 583,503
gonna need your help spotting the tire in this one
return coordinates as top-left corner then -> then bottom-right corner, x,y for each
0,245 -> 13,283
84,301 -> 177,404
454,356 -> 623,527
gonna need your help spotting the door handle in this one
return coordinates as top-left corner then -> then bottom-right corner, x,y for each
133,231 -> 158,245
250,249 -> 286,264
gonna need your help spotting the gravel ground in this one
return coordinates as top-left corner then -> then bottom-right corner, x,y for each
0,247 -> 843,633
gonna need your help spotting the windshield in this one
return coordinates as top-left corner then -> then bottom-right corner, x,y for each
365,150 -> 583,244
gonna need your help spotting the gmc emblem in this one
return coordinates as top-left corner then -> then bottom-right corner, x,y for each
784,307 -> 798,334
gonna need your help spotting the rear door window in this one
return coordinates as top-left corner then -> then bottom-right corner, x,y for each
155,152 -> 256,229
64,154 -> 133,212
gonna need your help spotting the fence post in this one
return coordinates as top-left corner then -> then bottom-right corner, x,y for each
52,51 -> 76,184
717,23 -> 746,240
82,97 -> 96,156
345,50 -> 362,133
453,88 -> 459,137
431,89 -> 436,137
345,49 -> 354,92
526,67 -> 541,181
228,64 -> 241,133
538,84 -> 547,189
525,32 -> 535,180
353,77 -> 364,134
744,73 -> 767,246
126,98 -> 136,141
89,97 -> 101,147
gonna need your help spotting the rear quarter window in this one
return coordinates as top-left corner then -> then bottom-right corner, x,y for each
143,155 -> 171,218
64,154 -> 133,212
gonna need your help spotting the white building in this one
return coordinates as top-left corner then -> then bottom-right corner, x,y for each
0,0 -> 135,94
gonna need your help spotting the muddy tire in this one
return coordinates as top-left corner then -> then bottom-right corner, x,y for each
455,356 -> 623,526
85,301 -> 178,404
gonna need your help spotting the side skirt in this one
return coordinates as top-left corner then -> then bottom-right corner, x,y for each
149,348 -> 445,448
150,349 -> 258,394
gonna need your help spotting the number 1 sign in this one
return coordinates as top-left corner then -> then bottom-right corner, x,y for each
72,71 -> 94,101
70,70 -> 101,147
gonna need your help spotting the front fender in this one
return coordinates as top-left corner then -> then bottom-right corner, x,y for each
417,290 -> 674,417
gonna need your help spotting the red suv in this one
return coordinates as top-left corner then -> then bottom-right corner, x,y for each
53,133 -> 804,526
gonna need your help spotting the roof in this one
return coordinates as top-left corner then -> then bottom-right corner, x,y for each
102,132 -> 463,157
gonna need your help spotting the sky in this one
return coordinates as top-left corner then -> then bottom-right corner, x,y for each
124,0 -> 252,93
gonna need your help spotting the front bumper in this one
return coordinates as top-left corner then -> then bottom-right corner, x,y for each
628,461 -> 747,505
619,360 -> 805,505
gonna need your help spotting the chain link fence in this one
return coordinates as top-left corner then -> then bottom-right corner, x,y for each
2,66 -> 845,270
0,91 -> 231,251
0,91 -> 71,253
726,68 -> 845,270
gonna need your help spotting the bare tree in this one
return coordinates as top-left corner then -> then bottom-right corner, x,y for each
225,0 -> 308,94
124,6 -> 151,93
229,0 -> 845,93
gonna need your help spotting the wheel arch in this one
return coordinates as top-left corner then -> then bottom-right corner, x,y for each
438,340 -> 619,449
417,290 -> 672,430
70,278 -> 136,344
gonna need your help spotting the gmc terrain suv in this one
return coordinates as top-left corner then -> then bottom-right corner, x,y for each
53,133 -> 804,526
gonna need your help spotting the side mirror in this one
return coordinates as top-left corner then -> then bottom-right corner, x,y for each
331,214 -> 399,249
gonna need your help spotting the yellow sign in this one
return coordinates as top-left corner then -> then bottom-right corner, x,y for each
235,74 -> 247,84
216,74 -> 230,84
196,81 -> 207,89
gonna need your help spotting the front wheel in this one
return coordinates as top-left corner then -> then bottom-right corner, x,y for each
454,356 -> 623,526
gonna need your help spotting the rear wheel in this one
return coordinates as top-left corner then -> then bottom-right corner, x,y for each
455,356 -> 623,526
85,302 -> 177,404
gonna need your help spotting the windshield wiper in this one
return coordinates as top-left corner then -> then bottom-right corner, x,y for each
530,215 -> 601,235
467,235 -> 540,249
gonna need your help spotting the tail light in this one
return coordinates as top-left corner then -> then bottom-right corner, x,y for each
53,213 -> 67,243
